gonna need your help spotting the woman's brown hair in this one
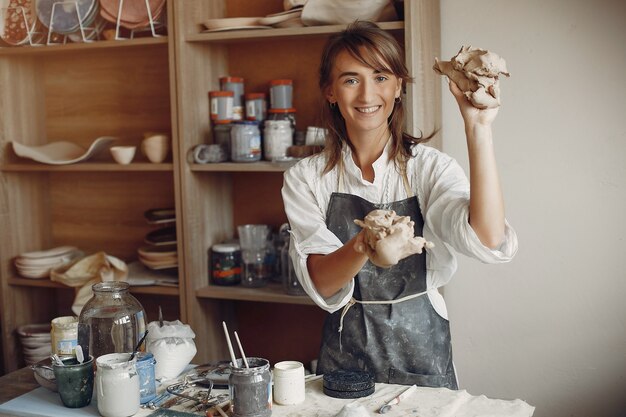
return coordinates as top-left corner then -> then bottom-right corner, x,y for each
318,21 -> 432,174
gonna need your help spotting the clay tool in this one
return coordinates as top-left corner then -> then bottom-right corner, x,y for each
129,330 -> 149,361
222,321 -> 238,367
75,344 -> 84,364
234,331 -> 249,368
158,305 -> 164,327
378,384 -> 417,414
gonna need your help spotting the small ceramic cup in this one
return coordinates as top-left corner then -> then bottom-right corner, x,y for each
110,146 -> 136,165
142,134 -> 170,163
52,356 -> 95,408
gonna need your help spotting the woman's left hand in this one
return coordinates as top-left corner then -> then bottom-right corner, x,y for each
448,80 -> 499,129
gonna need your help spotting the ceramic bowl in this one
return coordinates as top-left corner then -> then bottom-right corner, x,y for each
141,134 -> 170,163
110,145 -> 137,165
32,365 -> 58,392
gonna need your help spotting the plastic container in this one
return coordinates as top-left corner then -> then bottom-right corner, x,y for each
211,243 -> 242,286
135,352 -> 157,404
50,316 -> 78,358
263,120 -> 293,161
78,281 -> 147,360
229,357 -> 272,417
220,76 -> 245,121
270,79 -> 293,109
231,121 -> 262,162
209,91 -> 234,124
245,92 -> 267,122
273,361 -> 305,405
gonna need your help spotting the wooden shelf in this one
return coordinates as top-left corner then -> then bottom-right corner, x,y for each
1,162 -> 174,172
7,277 -> 179,296
187,21 -> 404,43
196,282 -> 314,305
0,36 -> 168,56
190,161 -> 296,172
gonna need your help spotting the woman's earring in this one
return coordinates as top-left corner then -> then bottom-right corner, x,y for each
329,101 -> 337,109
394,96 -> 401,104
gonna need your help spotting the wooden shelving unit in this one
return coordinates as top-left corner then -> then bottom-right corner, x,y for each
0,0 -> 441,372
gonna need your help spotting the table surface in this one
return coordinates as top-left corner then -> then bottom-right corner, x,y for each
0,366 -> 535,417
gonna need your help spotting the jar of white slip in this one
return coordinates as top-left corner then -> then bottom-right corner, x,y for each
273,361 -> 305,405
264,120 -> 293,160
96,353 -> 140,417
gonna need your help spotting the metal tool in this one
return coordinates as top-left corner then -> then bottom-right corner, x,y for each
378,384 -> 418,414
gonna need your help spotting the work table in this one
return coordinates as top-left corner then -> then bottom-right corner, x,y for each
0,365 -> 535,417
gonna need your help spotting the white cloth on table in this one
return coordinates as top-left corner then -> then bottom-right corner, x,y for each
281,142 -> 518,319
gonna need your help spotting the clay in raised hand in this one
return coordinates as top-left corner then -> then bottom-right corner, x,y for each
433,45 -> 510,109
354,209 -> 434,268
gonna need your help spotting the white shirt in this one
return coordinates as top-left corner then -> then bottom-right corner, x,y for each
281,142 -> 518,319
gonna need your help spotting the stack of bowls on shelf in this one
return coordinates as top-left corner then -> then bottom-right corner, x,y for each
138,208 -> 177,271
13,246 -> 82,279
17,323 -> 52,365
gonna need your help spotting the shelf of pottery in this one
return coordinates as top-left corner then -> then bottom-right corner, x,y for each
0,0 -> 166,48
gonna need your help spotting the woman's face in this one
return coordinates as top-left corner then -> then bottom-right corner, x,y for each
326,49 -> 402,138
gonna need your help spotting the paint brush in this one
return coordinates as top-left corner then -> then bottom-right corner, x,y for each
234,331 -> 249,368
378,384 -> 418,414
222,321 -> 238,367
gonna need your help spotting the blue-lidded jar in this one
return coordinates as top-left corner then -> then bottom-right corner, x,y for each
135,352 -> 157,404
231,121 -> 262,162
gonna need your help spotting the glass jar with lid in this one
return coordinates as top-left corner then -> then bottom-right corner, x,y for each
231,121 -> 262,162
211,243 -> 242,286
263,120 -> 293,161
78,281 -> 147,360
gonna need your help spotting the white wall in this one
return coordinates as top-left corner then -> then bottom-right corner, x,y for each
438,1 -> 626,416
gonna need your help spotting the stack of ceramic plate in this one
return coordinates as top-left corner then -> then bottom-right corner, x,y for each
14,246 -> 82,279
17,323 -> 52,365
35,0 -> 98,35
138,244 -> 177,270
99,0 -> 166,30
0,0 -> 45,46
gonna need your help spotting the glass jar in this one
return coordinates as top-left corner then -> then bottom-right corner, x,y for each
211,243 -> 242,286
209,90 -> 234,124
231,121 -> 262,162
267,108 -> 296,135
78,281 -> 147,360
213,123 -> 232,159
50,316 -> 78,358
229,357 -> 272,417
264,120 -> 293,161
135,352 -> 157,404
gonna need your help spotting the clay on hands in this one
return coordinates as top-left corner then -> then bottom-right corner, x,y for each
433,45 -> 510,109
354,209 -> 434,268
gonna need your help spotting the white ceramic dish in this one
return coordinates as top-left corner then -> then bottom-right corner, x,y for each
203,25 -> 272,32
141,134 -> 170,163
258,8 -> 302,26
202,16 -> 262,30
18,246 -> 78,259
12,137 -> 116,165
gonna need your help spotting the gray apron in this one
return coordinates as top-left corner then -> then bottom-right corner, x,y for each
316,169 -> 458,389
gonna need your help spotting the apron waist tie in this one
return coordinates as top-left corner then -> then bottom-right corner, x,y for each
338,288 -> 433,351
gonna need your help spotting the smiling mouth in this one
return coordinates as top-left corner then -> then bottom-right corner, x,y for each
355,105 -> 381,114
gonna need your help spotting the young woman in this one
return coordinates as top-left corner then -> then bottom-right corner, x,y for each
281,21 -> 517,389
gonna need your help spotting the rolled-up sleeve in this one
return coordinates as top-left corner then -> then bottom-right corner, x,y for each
421,152 -> 518,264
282,161 -> 354,312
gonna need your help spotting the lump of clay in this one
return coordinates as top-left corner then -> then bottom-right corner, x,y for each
354,209 -> 434,268
433,45 -> 510,109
